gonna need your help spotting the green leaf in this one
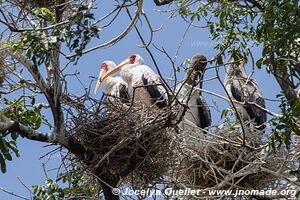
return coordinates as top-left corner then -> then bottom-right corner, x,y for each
11,132 -> 18,140
216,56 -> 223,65
256,58 -> 263,69
4,152 -> 12,161
0,154 -> 6,173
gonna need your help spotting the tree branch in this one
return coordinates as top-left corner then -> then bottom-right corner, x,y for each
8,51 -> 65,135
0,114 -> 91,162
66,0 -> 143,59
0,114 -> 59,144
0,185 -> 30,200
270,63 -> 298,104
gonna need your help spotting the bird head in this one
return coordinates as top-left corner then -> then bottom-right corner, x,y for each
226,58 -> 247,78
190,54 -> 208,82
191,54 -> 207,72
94,61 -> 117,95
97,54 -> 144,84
128,54 -> 144,65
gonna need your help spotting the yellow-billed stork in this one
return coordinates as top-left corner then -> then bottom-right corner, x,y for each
176,54 -> 211,132
100,54 -> 168,108
224,58 -> 267,129
94,61 -> 130,103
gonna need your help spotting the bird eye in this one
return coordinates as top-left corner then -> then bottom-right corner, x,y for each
130,54 -> 136,59
101,63 -> 109,71
129,54 -> 136,64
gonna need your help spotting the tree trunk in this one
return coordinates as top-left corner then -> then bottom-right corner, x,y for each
101,182 -> 120,200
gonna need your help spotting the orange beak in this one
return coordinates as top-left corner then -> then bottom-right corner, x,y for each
94,68 -> 106,95
99,58 -> 131,83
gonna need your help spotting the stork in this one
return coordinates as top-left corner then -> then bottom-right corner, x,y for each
94,61 -> 130,103
100,54 -> 168,108
176,54 -> 211,132
224,58 -> 267,130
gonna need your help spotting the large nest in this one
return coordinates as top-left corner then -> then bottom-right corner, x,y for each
170,126 -> 292,195
67,96 -> 297,198
70,99 -> 180,184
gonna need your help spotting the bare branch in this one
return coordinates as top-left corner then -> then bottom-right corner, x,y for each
0,185 -> 30,200
66,0 -> 143,59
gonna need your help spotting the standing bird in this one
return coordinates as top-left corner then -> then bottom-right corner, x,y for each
176,54 -> 211,132
100,54 -> 168,108
224,58 -> 267,130
94,61 -> 130,103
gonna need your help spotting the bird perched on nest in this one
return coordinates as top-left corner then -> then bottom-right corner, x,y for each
94,61 -> 130,103
224,57 -> 267,130
100,54 -> 168,108
176,54 -> 211,133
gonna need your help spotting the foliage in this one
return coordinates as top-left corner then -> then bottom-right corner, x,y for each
175,0 -> 300,147
33,165 -> 101,200
270,94 -> 300,150
0,98 -> 43,173
9,4 -> 99,66
63,4 -> 100,60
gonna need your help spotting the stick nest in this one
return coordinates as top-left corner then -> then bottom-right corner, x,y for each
68,98 -> 295,197
71,99 -> 179,184
172,127 -> 291,192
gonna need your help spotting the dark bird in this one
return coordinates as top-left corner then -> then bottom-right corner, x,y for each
176,54 -> 211,132
224,58 -> 267,129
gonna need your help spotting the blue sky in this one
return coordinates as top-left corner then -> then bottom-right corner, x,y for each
0,1 -> 281,199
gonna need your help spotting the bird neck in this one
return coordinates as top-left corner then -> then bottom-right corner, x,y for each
125,63 -> 139,70
102,77 -> 117,92
225,59 -> 247,81
184,68 -> 202,87
120,64 -> 137,82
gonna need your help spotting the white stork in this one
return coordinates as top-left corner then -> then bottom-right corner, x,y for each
100,54 -> 168,108
94,61 -> 130,103
176,54 -> 211,132
224,58 -> 267,130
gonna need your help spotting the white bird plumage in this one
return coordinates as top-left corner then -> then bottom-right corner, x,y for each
101,54 -> 168,108
94,61 -> 129,103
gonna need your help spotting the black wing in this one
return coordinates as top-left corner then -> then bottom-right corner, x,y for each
230,79 -> 267,126
196,95 -> 212,129
142,74 -> 167,108
230,80 -> 243,102
119,83 -> 130,104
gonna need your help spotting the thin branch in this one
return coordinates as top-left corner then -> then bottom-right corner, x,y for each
66,0 -> 143,59
0,186 -> 30,200
193,87 -> 281,118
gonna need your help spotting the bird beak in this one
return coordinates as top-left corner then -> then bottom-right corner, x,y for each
99,58 -> 130,82
94,68 -> 106,95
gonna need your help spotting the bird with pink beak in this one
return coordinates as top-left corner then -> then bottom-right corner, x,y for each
94,61 -> 129,103
100,54 -> 168,108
